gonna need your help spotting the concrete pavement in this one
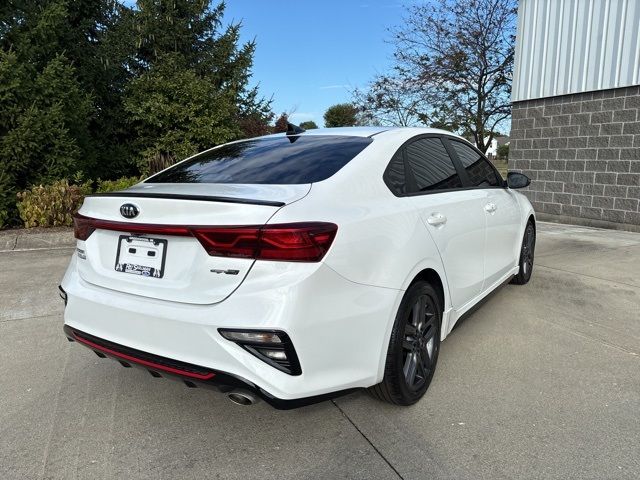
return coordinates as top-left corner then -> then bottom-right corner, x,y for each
0,222 -> 638,479
0,227 -> 75,252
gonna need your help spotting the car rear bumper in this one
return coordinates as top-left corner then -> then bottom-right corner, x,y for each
61,254 -> 401,405
63,325 -> 356,409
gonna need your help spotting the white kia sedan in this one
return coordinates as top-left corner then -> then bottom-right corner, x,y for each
61,126 -> 535,409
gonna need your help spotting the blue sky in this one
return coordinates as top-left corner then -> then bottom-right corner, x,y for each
223,1 -> 407,126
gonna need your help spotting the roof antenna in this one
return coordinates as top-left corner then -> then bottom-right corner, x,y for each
286,122 -> 306,136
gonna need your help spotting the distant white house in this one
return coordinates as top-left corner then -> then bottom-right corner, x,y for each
484,136 -> 509,158
466,136 -> 509,158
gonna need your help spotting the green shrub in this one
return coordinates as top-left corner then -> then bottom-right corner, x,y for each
13,175 -> 144,229
96,176 -> 143,193
17,180 -> 91,228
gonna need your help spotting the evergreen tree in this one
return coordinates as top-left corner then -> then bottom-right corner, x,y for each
0,0 -> 271,224
124,0 -> 271,171
124,53 -> 239,169
0,1 -> 98,223
1,0 -> 137,179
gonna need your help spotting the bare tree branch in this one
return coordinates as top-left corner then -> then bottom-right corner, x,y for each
358,0 -> 516,152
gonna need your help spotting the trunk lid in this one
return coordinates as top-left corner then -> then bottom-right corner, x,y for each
75,184 -> 310,305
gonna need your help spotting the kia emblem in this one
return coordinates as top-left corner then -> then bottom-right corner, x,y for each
120,203 -> 139,219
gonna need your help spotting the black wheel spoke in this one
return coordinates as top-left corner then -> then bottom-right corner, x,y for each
423,324 -> 435,343
423,312 -> 435,334
419,348 -> 431,373
412,296 -> 426,328
404,352 -> 417,386
414,352 -> 425,379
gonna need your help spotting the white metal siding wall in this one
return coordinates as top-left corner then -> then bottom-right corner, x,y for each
512,0 -> 640,102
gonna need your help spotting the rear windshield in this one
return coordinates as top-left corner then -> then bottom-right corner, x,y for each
146,135 -> 372,184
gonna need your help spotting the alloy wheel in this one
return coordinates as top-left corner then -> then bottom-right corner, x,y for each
522,224 -> 535,276
402,294 -> 438,391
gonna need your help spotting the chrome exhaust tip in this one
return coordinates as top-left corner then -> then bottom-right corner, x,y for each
228,390 -> 259,406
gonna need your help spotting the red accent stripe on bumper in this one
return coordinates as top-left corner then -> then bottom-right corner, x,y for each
72,333 -> 216,380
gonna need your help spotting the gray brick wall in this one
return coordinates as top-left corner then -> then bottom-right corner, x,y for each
510,85 -> 640,230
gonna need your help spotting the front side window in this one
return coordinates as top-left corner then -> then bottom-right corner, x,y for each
405,138 -> 463,192
450,141 -> 501,187
146,135 -> 372,184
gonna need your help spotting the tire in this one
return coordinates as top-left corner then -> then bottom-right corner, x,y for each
511,221 -> 536,285
369,281 -> 441,406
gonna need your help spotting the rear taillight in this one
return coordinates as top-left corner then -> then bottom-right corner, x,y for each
260,223 -> 338,262
191,227 -> 261,259
193,223 -> 337,261
73,215 -> 96,241
73,214 -> 337,262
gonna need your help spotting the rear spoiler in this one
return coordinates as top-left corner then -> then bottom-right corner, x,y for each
88,192 -> 286,208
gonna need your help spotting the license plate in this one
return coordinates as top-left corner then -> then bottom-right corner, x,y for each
115,236 -> 167,278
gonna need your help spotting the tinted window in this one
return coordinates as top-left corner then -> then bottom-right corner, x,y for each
405,138 -> 462,192
384,150 -> 406,195
451,141 -> 501,187
147,135 -> 372,184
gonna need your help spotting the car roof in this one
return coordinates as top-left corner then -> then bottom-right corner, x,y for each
294,127 -> 391,137
263,126 -> 466,140
260,127 -> 390,138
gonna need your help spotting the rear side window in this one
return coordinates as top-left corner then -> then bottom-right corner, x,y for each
405,138 -> 463,192
146,135 -> 372,184
384,150 -> 406,195
450,141 -> 501,187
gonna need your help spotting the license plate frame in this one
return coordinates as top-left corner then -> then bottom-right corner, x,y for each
115,235 -> 167,279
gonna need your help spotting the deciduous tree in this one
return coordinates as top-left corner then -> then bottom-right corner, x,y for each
497,143 -> 509,160
353,75 -> 432,127
356,0 -> 516,152
299,120 -> 318,130
323,103 -> 358,128
273,113 -> 290,133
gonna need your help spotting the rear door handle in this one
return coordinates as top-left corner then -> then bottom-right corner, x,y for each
427,213 -> 447,226
484,203 -> 497,213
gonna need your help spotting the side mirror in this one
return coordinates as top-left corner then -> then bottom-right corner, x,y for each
506,172 -> 531,189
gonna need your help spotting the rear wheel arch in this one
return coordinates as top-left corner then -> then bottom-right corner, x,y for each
376,265 -> 449,382
410,269 -> 445,314
370,279 -> 442,405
